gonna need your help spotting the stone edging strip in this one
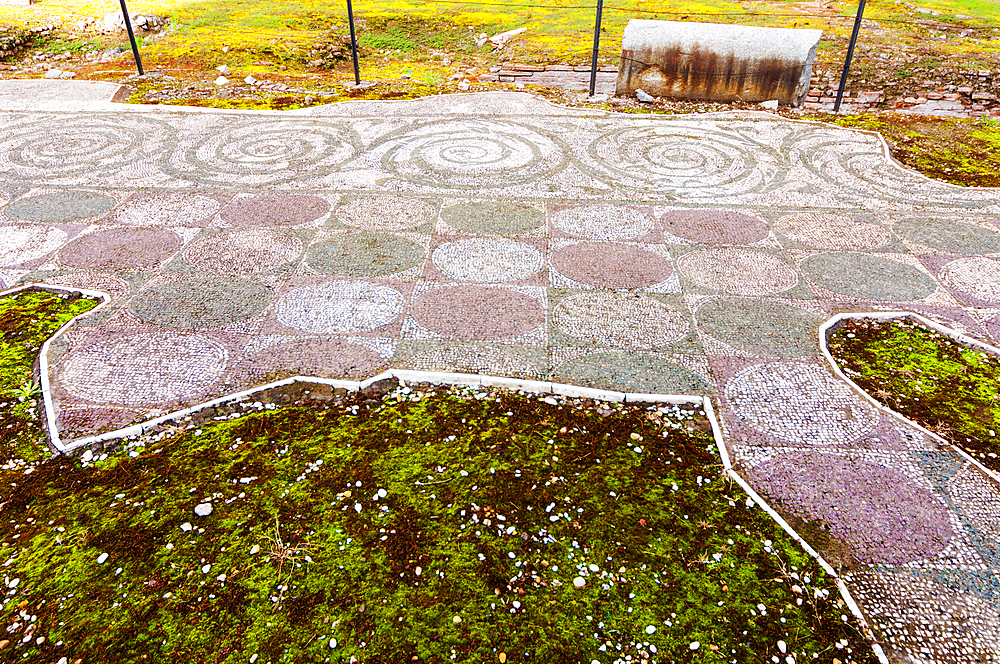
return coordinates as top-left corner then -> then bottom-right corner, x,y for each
1,282 -> 888,661
818,311 -> 1000,487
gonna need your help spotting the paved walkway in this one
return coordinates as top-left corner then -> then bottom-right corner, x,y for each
1,80 -> 1000,662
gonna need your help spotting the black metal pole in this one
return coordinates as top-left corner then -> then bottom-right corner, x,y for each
833,0 -> 866,113
347,0 -> 360,85
119,0 -> 144,75
589,0 -> 604,96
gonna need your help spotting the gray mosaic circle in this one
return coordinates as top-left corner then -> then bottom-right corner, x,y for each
337,196 -> 437,231
0,224 -> 67,266
553,292 -> 689,348
695,298 -> 822,358
439,201 -> 544,236
58,331 -> 227,406
373,119 -> 566,188
939,256 -> 1000,301
59,228 -> 181,271
276,281 -> 404,334
4,190 -> 116,223
184,230 -> 303,275
410,286 -> 544,340
774,213 -> 892,250
677,248 -> 798,296
220,194 -> 331,227
801,253 -> 937,302
431,238 -> 542,282
894,217 -> 1000,255
725,362 -> 879,444
115,194 -> 222,226
305,233 -> 425,278
550,205 -> 655,241
129,277 -> 271,328
553,352 -> 710,394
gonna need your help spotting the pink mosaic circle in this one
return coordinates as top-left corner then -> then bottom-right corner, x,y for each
551,243 -> 672,289
220,194 -> 331,227
58,331 -> 227,406
410,286 -> 544,340
677,248 -> 798,296
661,210 -> 768,244
238,338 -> 385,381
58,228 -> 181,271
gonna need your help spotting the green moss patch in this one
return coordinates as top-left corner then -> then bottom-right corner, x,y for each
828,317 -> 1000,470
0,288 -> 99,465
0,385 -> 874,663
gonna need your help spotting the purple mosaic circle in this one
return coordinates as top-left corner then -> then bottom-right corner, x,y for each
238,338 -> 385,382
410,286 -> 544,340
220,195 -> 331,227
749,451 -> 953,564
661,210 -> 768,244
551,243 -> 672,289
58,228 -> 181,271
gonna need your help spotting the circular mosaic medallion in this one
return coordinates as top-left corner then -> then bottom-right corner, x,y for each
184,230 -> 303,275
551,243 -> 673,289
4,190 -> 116,223
129,277 -> 270,329
894,218 -> 1000,255
59,228 -> 181,271
661,210 -> 768,245
938,256 -> 1000,302
58,331 -> 227,406
774,212 -> 892,250
0,115 -> 170,182
749,452 -> 952,563
337,196 -> 436,231
725,362 -> 879,444
801,253 -> 936,302
165,118 -> 360,186
114,194 -> 222,226
306,232 -> 425,278
695,298 -> 822,358
220,194 -> 331,227
551,205 -> 655,241
439,201 -> 544,235
676,248 -> 798,296
239,338 -> 385,381
276,281 -> 404,334
431,238 -> 542,282
0,224 -> 67,266
372,119 -> 566,189
553,351 -> 710,393
410,286 -> 544,340
553,292 -> 688,348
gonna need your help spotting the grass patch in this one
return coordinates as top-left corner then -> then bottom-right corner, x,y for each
0,375 -> 875,662
0,288 -> 99,465
829,114 -> 1000,187
828,317 -> 1000,471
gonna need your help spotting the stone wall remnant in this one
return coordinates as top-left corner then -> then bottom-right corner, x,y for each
616,20 -> 822,106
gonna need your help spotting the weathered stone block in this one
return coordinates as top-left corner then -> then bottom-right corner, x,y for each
616,20 -> 822,106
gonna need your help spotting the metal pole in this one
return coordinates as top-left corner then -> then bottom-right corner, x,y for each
119,0 -> 144,75
833,0 -> 867,113
589,0 -> 604,96
347,0 -> 361,85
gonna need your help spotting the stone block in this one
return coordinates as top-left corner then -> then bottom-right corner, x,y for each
616,19 -> 822,105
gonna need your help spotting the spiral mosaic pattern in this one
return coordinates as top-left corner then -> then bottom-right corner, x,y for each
372,119 -> 566,188
431,238 -> 542,282
275,281 -> 404,334
725,362 -> 879,445
165,118 -> 360,186
0,114 -> 169,182
183,230 -> 303,275
58,331 -> 227,406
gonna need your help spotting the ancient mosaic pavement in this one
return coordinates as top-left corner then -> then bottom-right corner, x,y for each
2,90 -> 1000,662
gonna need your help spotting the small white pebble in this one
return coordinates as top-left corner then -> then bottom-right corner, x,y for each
645,625 -> 656,635
573,577 -> 586,588
453,616 -> 462,623
690,642 -> 700,650
97,552 -> 109,564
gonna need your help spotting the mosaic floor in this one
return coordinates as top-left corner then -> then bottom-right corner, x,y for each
2,87 -> 1000,662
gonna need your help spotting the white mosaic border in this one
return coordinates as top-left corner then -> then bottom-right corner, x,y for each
818,310 -> 1000,487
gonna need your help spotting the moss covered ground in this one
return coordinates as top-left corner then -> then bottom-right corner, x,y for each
828,317 -> 1000,471
0,288 -> 99,466
0,291 -> 876,663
